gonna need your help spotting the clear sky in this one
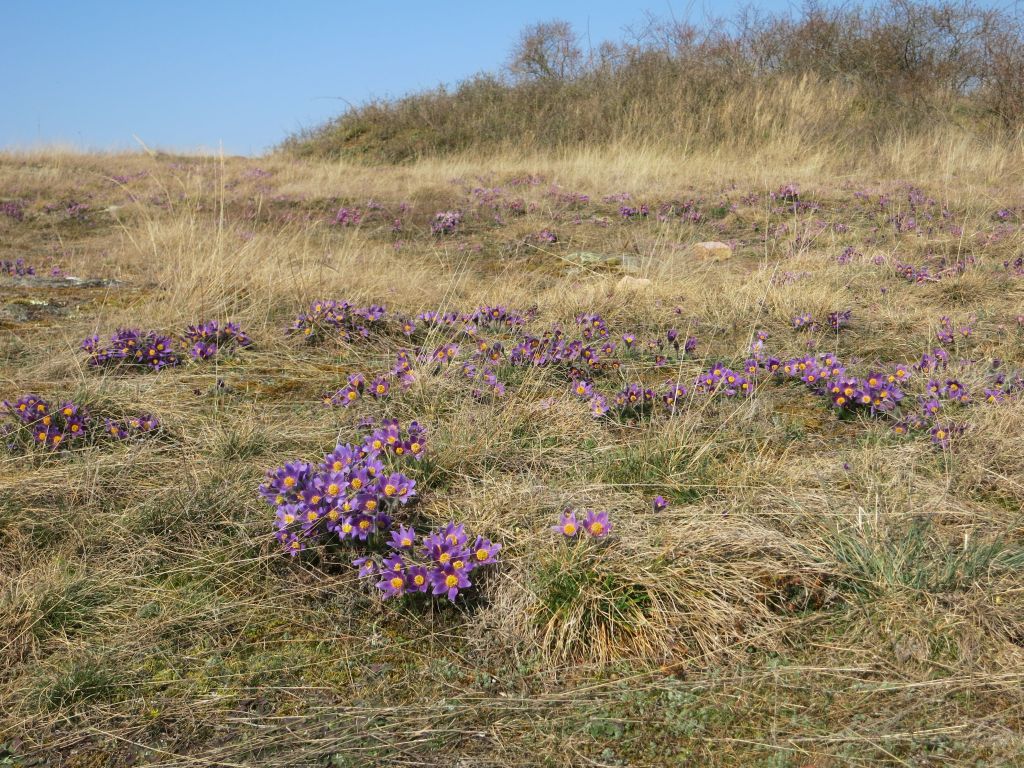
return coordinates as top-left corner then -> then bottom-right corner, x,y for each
2,0 -> 964,156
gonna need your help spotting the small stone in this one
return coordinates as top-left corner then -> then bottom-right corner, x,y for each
615,275 -> 652,293
692,241 -> 732,260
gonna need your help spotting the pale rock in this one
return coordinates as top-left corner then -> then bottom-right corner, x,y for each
692,241 -> 732,260
615,275 -> 652,293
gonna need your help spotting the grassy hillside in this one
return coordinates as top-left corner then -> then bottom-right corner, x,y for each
0,142 -> 1023,765
282,1 -> 1024,164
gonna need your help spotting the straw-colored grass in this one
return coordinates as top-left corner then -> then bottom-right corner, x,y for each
1,141 -> 1023,766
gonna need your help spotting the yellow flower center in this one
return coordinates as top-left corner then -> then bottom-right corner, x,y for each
283,477 -> 296,488
445,575 -> 459,588
414,574 -> 425,586
327,483 -> 340,495
590,522 -> 604,535
390,577 -> 404,589
562,523 -> 576,535
475,548 -> 489,561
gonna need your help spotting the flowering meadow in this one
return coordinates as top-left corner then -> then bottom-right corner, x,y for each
1,148 -> 1023,767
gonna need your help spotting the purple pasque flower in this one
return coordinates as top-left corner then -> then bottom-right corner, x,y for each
406,564 -> 430,593
983,388 -> 1005,404
377,471 -> 415,503
470,536 -> 501,567
942,379 -> 969,402
389,525 -> 417,551
429,564 -> 472,602
552,509 -> 579,537
368,376 -> 391,399
377,567 -> 409,598
582,509 -> 611,538
653,495 -> 668,512
929,422 -> 964,448
353,556 -> 378,580
662,381 -> 688,409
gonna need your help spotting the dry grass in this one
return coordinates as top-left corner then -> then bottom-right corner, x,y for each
1,142 -> 1023,766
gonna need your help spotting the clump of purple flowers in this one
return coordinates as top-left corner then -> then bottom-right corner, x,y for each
552,509 -> 611,539
333,206 -> 363,226
357,522 -> 501,603
104,413 -> 160,440
836,246 -> 860,264
261,420 -> 426,556
611,383 -> 657,416
0,258 -> 35,276
827,310 -> 852,332
471,305 -> 527,328
619,204 -> 649,219
2,395 -> 89,450
324,372 -> 401,407
1,201 -> 25,221
773,184 -> 800,202
792,312 -> 815,331
935,315 -> 972,345
536,229 -> 558,244
929,422 -> 965,448
431,210 -> 463,236
1,394 -> 160,452
82,329 -> 180,371
183,321 -> 252,360
696,364 -> 752,398
290,299 -> 387,343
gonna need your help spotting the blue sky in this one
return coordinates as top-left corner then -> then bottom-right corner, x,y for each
0,0 -> 886,155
